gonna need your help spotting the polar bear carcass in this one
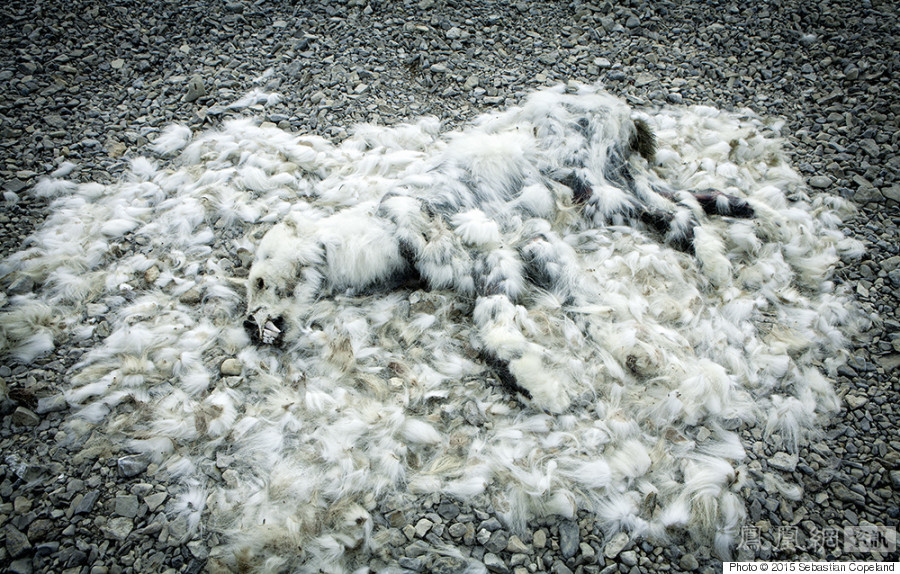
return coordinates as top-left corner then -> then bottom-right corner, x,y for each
244,85 -> 753,412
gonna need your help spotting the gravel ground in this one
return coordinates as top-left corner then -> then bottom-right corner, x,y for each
1,0 -> 898,573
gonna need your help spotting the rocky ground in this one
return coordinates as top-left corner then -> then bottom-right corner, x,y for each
0,0 -> 898,573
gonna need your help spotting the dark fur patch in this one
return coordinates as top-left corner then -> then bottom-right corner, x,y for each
693,190 -> 755,218
630,118 -> 657,162
480,351 -> 533,400
560,173 -> 592,204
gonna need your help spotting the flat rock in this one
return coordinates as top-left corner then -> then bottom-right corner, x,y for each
809,175 -> 832,188
634,72 -> 656,87
36,394 -> 67,414
844,394 -> 869,410
558,519 -> 579,558
603,531 -> 629,558
432,555 -> 469,574
890,471 -> 900,489
680,553 -> 700,570
145,491 -> 168,512
74,490 -> 100,514
115,494 -> 140,518
881,256 -> 900,272
506,534 -> 530,554
117,454 -> 150,477
414,517 -> 433,538
220,358 -> 242,376
485,530 -> 509,553
11,406 -> 39,426
883,184 -> 900,202
483,552 -> 509,574
5,524 -> 32,558
104,517 -> 134,541
184,75 -> 206,103
768,452 -> 798,472
831,482 -> 866,506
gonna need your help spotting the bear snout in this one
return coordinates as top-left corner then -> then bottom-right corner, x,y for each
244,308 -> 286,346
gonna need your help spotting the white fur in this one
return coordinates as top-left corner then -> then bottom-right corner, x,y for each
0,83 -> 862,571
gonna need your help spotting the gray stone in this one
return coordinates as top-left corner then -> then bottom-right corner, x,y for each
558,519 -> 580,558
437,501 -> 460,520
8,559 -> 32,574
11,406 -> 39,426
483,552 -> 509,574
398,557 -> 424,571
179,287 -> 202,304
432,555 -> 469,574
634,72 -> 656,87
184,75 -> 206,103
188,540 -> 209,560
603,531 -> 629,558
845,394 -> 869,409
2,179 -> 27,194
5,524 -> 32,558
477,527 -> 492,545
115,494 -> 140,518
117,454 -> 150,477
551,561 -> 574,574
680,553 -> 700,570
533,529 -> 547,548
625,15 -> 641,28
448,522 -> 469,538
414,518 -> 433,538
620,550 -> 638,566
35,394 -> 67,414
883,184 -> 900,203
506,534 -> 530,554
854,185 -> 882,203
74,490 -> 100,514
485,530 -> 509,553
220,358 -> 242,376
809,176 -> 832,188
34,541 -> 59,556
859,139 -> 879,157
463,75 -> 480,91
890,470 -> 900,489
104,517 -> 134,541
768,452 -> 798,472
579,542 -> 596,560
831,482 -> 865,506
538,52 -> 559,66
14,496 -> 32,513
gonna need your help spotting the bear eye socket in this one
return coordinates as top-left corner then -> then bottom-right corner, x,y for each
255,277 -> 265,290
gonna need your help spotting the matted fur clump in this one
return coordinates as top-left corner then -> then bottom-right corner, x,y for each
0,84 -> 863,571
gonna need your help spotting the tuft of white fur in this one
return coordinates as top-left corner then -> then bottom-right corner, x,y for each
153,124 -> 192,156
452,210 -> 501,246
